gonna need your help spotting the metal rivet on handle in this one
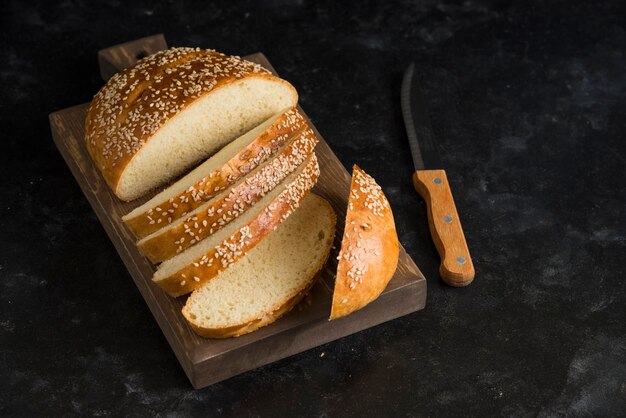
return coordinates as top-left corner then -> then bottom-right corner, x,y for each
443,215 -> 453,223
433,177 -> 443,185
456,256 -> 467,265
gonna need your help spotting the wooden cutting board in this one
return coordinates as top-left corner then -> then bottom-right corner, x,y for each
48,35 -> 426,389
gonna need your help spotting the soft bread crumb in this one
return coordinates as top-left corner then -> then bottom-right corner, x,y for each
118,78 -> 296,199
183,194 -> 336,335
122,107 -> 307,232
123,112 -> 282,220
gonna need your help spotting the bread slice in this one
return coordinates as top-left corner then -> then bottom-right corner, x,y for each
137,127 -> 318,263
86,47 -> 298,201
182,194 -> 336,338
123,108 -> 308,238
330,165 -> 399,320
153,154 -> 319,297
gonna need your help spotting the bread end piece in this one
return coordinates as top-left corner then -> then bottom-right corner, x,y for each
330,165 -> 399,320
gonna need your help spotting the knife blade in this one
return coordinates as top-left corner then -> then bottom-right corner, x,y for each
401,62 -> 475,286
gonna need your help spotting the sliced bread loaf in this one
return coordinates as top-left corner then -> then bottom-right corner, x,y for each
137,127 -> 318,263
86,47 -> 298,201
182,194 -> 336,338
330,165 -> 399,320
153,154 -> 320,297
123,107 -> 308,238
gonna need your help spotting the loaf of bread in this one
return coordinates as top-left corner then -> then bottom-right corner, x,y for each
153,154 -> 319,297
85,47 -> 298,201
183,194 -> 336,338
330,165 -> 399,320
123,108 -> 308,238
137,127 -> 318,263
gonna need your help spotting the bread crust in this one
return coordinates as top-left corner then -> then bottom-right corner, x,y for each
153,154 -> 320,297
137,128 -> 318,263
183,195 -> 337,338
85,47 -> 297,200
123,108 -> 308,238
330,165 -> 399,320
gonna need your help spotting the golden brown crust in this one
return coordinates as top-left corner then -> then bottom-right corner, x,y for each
137,128 -> 318,263
330,165 -> 399,320
123,108 -> 308,238
153,154 -> 320,297
85,47 -> 296,200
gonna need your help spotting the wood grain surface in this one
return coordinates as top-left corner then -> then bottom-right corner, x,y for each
413,169 -> 475,286
49,50 -> 426,388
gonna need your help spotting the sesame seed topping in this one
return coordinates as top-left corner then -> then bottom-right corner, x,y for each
142,130 -> 318,258
351,167 -> 390,217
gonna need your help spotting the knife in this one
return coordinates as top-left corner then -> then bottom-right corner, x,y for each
401,63 -> 475,287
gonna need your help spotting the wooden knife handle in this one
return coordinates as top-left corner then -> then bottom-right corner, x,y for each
412,169 -> 475,286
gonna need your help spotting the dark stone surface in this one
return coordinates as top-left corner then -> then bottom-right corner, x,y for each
1,0 -> 625,415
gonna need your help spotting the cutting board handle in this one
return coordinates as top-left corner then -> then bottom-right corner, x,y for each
98,34 -> 168,81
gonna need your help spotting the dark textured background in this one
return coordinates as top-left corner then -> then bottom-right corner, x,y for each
1,0 -> 625,416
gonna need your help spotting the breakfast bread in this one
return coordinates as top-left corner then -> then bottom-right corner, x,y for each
182,194 -> 336,338
123,108 -> 308,238
137,127 -> 318,263
153,154 -> 319,297
85,47 -> 298,201
330,165 -> 399,320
